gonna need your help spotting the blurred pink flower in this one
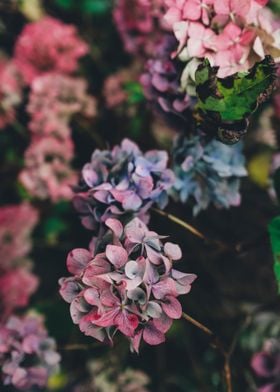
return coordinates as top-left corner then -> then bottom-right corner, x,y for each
0,203 -> 38,270
27,73 -> 96,139
103,71 -> 129,109
59,217 -> 196,351
19,136 -> 77,202
14,17 -> 88,84
0,314 -> 60,390
0,268 -> 38,321
0,59 -> 22,129
114,0 -> 168,57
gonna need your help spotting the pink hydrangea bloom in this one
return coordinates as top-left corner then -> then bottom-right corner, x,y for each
103,71 -> 129,109
27,73 -> 96,139
0,203 -> 38,270
0,267 -> 38,321
164,0 -> 280,80
0,314 -> 60,390
0,59 -> 22,129
114,0 -> 168,57
59,217 -> 196,352
14,17 -> 88,84
19,136 -> 77,202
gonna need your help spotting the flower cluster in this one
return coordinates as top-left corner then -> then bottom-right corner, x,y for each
19,137 -> 77,202
73,138 -> 175,231
27,73 -> 96,139
59,217 -> 196,351
0,203 -> 38,270
113,0 -> 168,57
251,339 -> 280,392
171,135 -> 247,214
0,203 -> 39,321
14,16 -> 88,85
164,0 -> 280,85
0,314 -> 60,390
13,17 -> 94,202
140,34 -> 194,130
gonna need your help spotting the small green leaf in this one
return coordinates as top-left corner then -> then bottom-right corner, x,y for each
124,81 -> 145,105
194,56 -> 276,144
82,0 -> 112,14
268,216 -> 280,292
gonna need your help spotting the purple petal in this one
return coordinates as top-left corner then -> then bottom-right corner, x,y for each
105,218 -> 123,238
161,296 -> 182,319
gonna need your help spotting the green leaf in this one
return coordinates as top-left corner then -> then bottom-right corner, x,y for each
124,81 -> 145,105
268,216 -> 280,292
195,56 -> 276,122
55,0 -> 74,9
82,0 -> 112,14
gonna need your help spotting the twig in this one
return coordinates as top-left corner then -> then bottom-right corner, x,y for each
152,208 -> 205,240
152,208 -> 229,251
59,343 -> 99,351
182,312 -> 233,392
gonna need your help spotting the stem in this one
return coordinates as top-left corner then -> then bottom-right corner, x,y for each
182,312 -> 233,392
152,208 -> 205,240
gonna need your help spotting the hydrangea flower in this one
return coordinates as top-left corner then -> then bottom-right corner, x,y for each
59,217 -> 196,351
14,17 -> 88,84
0,267 -> 38,321
113,0 -> 168,57
0,203 -> 38,270
73,138 -> 175,231
19,136 -> 77,202
0,314 -> 60,390
251,339 -> 280,392
140,34 -> 194,130
164,0 -> 280,83
171,135 -> 247,214
27,73 -> 96,139
74,359 -> 150,392
0,59 -> 22,130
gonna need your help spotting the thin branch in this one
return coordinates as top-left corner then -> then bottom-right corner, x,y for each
182,312 -> 233,392
59,343 -> 99,351
152,208 -> 229,251
152,208 -> 205,240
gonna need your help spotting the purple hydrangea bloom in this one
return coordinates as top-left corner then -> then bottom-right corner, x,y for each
59,217 -> 196,352
251,339 -> 280,392
140,34 -> 195,131
171,135 -> 247,215
0,314 -> 60,390
73,138 -> 175,231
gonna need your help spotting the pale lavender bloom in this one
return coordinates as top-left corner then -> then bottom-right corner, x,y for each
171,135 -> 247,214
0,314 -> 60,390
73,139 -> 175,231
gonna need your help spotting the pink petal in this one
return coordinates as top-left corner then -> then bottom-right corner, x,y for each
152,278 -> 177,300
143,322 -> 165,345
164,242 -> 182,260
106,245 -> 128,268
105,218 -> 123,238
66,248 -> 92,275
161,296 -> 182,319
115,311 -> 139,337
154,312 -> 173,333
